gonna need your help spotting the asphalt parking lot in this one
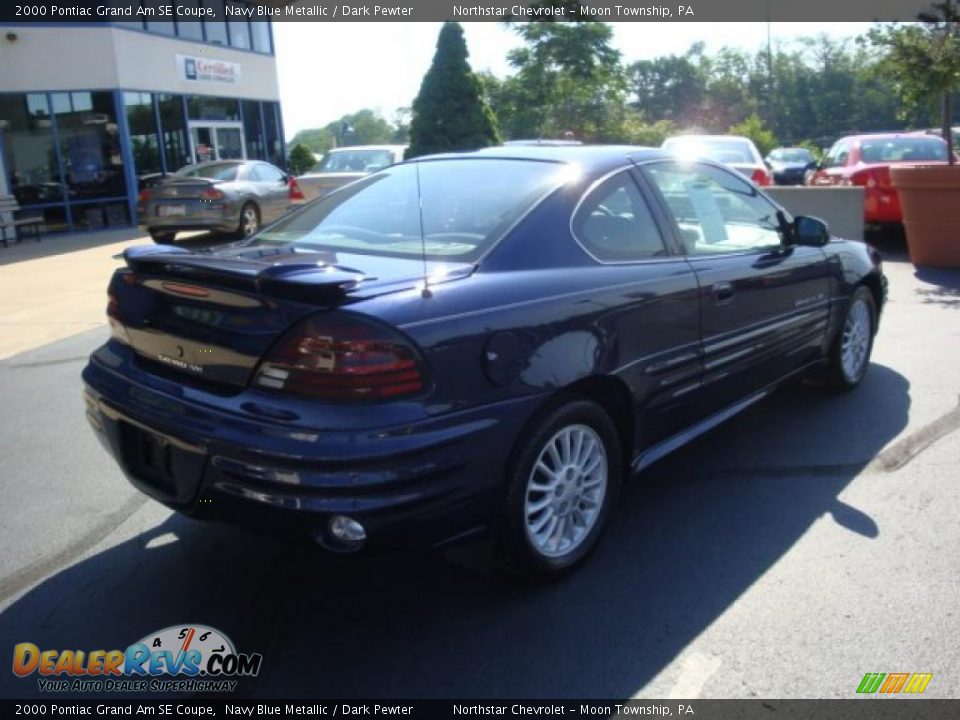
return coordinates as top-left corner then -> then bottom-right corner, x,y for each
0,230 -> 958,699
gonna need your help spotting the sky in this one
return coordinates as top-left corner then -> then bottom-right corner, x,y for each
274,22 -> 876,139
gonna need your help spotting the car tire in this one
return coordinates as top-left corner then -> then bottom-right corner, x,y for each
236,202 -> 260,239
824,285 -> 876,391
496,400 -> 622,578
149,230 -> 176,244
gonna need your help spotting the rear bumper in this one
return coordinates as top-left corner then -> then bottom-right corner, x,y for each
82,342 -> 543,550
138,199 -> 240,234
864,187 -> 902,224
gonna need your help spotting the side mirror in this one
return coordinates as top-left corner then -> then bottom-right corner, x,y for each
792,215 -> 830,246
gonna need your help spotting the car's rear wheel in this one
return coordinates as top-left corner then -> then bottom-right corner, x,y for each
237,202 -> 260,238
149,230 -> 176,244
825,285 -> 876,390
497,400 -> 622,577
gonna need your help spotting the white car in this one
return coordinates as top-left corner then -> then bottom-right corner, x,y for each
661,135 -> 772,186
289,145 -> 406,205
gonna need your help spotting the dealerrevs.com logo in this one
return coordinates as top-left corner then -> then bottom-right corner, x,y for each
12,625 -> 262,693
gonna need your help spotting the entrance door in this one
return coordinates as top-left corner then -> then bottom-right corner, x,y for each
189,123 -> 246,164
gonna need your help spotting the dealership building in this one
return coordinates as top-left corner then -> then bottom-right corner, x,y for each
0,9 -> 284,234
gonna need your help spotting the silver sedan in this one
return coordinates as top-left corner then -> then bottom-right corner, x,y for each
138,160 -> 291,244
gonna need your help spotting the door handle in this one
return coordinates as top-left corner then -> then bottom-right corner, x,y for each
712,282 -> 735,304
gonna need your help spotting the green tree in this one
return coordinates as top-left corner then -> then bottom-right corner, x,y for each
501,21 -> 626,141
287,143 -> 316,175
729,113 -> 778,156
406,22 -> 501,159
869,0 -> 960,162
288,126 -> 335,155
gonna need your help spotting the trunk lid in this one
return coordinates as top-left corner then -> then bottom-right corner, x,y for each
112,244 -> 471,389
151,176 -> 226,200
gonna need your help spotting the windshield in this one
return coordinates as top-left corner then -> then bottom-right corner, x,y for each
313,149 -> 397,173
770,149 -> 813,163
253,159 -> 567,262
663,138 -> 755,164
177,163 -> 239,181
860,137 -> 947,163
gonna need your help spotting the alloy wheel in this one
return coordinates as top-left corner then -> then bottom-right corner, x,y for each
841,297 -> 871,382
524,424 -> 608,559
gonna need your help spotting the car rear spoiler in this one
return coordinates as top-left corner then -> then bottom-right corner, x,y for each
122,245 -> 371,303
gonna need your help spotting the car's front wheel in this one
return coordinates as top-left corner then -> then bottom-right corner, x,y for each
497,400 -> 622,577
825,285 -> 876,390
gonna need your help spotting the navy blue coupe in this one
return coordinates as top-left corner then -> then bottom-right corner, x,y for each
83,145 -> 886,575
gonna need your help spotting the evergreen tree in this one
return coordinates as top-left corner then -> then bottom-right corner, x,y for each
287,143 -> 317,175
406,23 -> 501,159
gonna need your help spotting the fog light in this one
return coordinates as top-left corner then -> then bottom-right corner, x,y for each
329,515 -> 366,544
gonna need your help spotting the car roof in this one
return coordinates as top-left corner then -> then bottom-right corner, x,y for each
837,133 -> 946,143
327,145 -> 406,153
414,144 -> 669,172
663,135 -> 753,143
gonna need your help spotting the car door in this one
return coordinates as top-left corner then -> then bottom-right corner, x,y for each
247,163 -> 289,223
811,139 -> 852,186
570,168 -> 703,450
641,160 -> 833,417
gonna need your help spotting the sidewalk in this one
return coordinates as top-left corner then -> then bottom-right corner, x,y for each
0,229 -> 219,360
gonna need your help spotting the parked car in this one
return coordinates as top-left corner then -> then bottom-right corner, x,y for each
807,133 -> 951,228
765,147 -> 817,185
84,145 -> 885,576
289,145 -> 406,205
662,134 -> 771,186
138,160 -> 291,244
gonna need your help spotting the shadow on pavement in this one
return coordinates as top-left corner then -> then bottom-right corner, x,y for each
0,364 -> 909,700
914,266 -> 960,309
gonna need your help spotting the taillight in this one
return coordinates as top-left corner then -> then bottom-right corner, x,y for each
751,168 -> 771,186
199,187 -> 226,201
106,292 -> 131,346
253,314 -> 426,402
288,177 -> 305,201
137,188 -> 151,203
851,168 -> 890,189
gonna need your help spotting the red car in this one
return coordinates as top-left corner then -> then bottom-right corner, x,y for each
808,133 -> 951,228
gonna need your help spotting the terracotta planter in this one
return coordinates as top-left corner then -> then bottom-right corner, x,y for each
890,164 -> 960,268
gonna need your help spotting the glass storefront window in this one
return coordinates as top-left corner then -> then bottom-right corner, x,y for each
203,0 -> 228,45
241,100 -> 264,160
0,93 -> 70,231
251,22 -> 271,53
158,94 -> 190,172
51,92 -> 127,202
71,200 -> 130,230
187,96 -> 240,123
262,101 -> 284,168
124,92 -> 163,188
142,0 -> 175,35
227,3 -> 252,49
177,0 -> 204,40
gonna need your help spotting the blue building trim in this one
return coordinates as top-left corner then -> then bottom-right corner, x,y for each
113,89 -> 140,225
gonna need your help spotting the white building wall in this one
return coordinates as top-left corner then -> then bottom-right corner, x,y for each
0,26 -> 279,100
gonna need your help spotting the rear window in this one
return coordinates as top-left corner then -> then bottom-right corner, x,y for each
663,138 -> 755,164
313,149 -> 397,173
178,163 -> 239,181
253,159 -> 566,262
859,137 -> 947,163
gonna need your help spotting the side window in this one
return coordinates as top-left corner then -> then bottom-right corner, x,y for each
571,171 -> 667,262
644,162 -> 783,255
256,164 -> 285,183
823,142 -> 850,169
246,165 -> 262,182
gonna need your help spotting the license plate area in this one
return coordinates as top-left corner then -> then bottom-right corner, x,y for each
158,204 -> 187,217
119,423 -> 206,503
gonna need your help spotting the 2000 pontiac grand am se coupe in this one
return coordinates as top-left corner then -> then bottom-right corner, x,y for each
83,146 -> 886,576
